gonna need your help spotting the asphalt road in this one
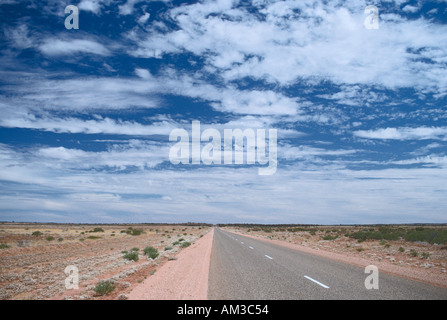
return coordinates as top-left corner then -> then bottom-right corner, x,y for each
208,228 -> 447,300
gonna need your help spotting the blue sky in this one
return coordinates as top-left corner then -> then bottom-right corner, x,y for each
0,0 -> 446,224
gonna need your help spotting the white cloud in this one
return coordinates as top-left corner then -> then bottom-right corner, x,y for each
1,141 -> 447,224
135,68 -> 152,79
354,127 -> 447,141
127,0 -> 447,96
77,0 -> 116,14
402,5 -> 420,13
0,75 -> 160,111
137,12 -> 151,25
78,0 -> 102,14
4,24 -> 34,49
118,0 -> 140,15
39,39 -> 111,56
36,141 -> 169,170
279,145 -> 358,161
391,155 -> 447,167
119,0 -> 170,15
0,114 -> 178,136
0,69 -> 308,117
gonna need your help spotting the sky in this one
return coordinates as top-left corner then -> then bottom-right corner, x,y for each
0,0 -> 446,224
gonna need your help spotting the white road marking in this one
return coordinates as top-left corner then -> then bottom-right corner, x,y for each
241,242 -> 244,244
265,255 -> 273,260
304,276 -> 330,289
249,246 -> 254,249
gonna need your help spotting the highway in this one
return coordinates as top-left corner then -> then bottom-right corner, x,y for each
208,228 -> 447,300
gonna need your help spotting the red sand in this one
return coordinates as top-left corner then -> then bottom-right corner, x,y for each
128,228 -> 214,300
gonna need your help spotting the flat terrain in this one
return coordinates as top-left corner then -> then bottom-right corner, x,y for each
209,228 -> 447,299
0,222 -> 211,300
1,222 -> 447,300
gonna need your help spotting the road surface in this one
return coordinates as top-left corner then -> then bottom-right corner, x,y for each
208,228 -> 447,300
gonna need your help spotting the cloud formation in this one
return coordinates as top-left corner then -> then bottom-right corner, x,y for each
0,0 -> 446,224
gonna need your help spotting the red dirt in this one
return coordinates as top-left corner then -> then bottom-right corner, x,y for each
127,228 -> 214,300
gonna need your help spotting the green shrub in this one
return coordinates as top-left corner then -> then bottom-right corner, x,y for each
347,227 -> 447,245
92,227 -> 104,232
131,229 -> 143,236
181,241 -> 191,248
131,247 -> 139,252
421,252 -> 430,259
32,231 -> 43,236
87,236 -> 101,240
164,246 -> 173,251
322,235 -> 338,241
0,244 -> 10,249
404,228 -> 447,244
144,246 -> 159,259
123,251 -> 139,262
349,229 -> 401,242
46,236 -> 55,241
94,280 -> 115,295
399,247 -> 405,252
409,249 -> 418,257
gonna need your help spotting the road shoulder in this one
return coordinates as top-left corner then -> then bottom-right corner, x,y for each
128,228 -> 214,300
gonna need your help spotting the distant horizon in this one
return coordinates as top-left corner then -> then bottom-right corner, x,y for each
2,220 -> 446,226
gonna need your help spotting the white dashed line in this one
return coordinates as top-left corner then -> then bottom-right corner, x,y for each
264,255 -> 273,260
249,246 -> 254,249
304,276 -> 329,289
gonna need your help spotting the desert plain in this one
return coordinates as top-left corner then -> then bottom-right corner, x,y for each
1,222 -> 446,300
0,222 -> 211,300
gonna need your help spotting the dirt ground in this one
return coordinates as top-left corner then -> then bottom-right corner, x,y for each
0,222 -> 211,300
221,225 -> 447,288
128,228 -> 214,300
